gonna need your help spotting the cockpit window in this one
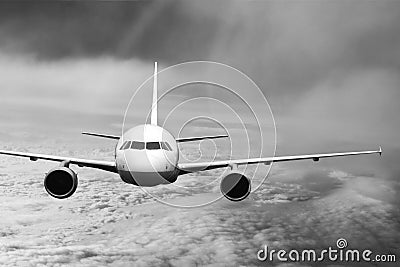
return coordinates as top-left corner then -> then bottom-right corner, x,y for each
146,142 -> 161,150
161,142 -> 172,151
131,141 -> 145,150
120,141 -> 131,150
165,142 -> 172,151
119,141 -> 127,150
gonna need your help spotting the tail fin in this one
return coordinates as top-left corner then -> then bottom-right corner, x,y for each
151,62 -> 158,125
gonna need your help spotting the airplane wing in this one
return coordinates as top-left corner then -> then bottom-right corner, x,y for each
176,134 -> 228,143
177,147 -> 382,174
0,149 -> 117,173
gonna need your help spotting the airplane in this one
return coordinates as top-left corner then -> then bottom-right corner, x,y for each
0,62 -> 382,202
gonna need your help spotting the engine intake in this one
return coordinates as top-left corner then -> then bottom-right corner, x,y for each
220,172 -> 251,201
44,167 -> 78,199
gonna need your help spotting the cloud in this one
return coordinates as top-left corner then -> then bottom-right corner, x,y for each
0,1 -> 220,63
1,145 -> 399,266
1,1 -> 399,97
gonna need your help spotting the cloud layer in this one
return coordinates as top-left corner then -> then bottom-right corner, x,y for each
1,149 -> 399,266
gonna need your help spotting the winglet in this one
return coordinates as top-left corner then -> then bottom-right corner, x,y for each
379,146 -> 382,156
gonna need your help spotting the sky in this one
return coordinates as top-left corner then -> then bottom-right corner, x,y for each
0,1 -> 399,266
0,1 -> 398,143
0,0 -> 398,177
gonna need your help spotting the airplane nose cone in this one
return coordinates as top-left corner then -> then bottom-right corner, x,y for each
123,150 -> 175,173
145,151 -> 170,170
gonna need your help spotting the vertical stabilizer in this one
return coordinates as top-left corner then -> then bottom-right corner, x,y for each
151,62 -> 158,125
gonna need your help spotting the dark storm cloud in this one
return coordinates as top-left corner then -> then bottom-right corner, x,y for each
0,1 -> 221,63
1,1 -> 400,100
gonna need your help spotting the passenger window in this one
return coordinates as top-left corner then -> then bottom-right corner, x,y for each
146,142 -> 160,150
131,141 -> 145,150
161,142 -> 172,151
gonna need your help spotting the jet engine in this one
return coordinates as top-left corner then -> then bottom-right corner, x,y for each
44,167 -> 78,199
220,172 -> 251,201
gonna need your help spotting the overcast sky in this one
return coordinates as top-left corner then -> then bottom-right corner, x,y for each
0,0 -> 399,178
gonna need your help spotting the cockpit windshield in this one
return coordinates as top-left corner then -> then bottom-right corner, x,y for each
131,141 -> 145,150
120,141 -> 131,150
146,142 -> 160,150
120,141 -> 172,151
161,142 -> 172,151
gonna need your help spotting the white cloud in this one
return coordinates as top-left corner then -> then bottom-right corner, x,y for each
1,145 -> 398,266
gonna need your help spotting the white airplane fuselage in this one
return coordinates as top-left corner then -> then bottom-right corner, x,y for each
115,124 -> 180,186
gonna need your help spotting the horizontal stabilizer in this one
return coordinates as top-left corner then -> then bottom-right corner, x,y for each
176,134 -> 228,143
82,132 -> 120,140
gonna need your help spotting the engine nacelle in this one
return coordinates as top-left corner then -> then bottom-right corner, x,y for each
44,167 -> 78,199
220,172 -> 251,201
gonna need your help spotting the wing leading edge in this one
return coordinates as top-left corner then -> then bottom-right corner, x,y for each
177,147 -> 382,174
0,149 -> 117,173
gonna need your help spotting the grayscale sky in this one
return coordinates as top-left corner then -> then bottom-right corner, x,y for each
0,0 -> 398,177
0,1 -> 400,266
